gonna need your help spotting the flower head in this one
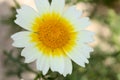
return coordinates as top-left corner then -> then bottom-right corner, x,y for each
11,0 -> 94,76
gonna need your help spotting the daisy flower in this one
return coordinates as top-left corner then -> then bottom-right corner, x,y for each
11,0 -> 94,76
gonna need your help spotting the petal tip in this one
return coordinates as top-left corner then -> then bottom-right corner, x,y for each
81,63 -> 85,67
24,60 -> 30,63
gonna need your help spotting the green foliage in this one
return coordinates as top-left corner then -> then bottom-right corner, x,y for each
107,9 -> 120,49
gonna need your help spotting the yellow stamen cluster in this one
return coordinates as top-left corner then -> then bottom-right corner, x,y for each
30,13 -> 77,56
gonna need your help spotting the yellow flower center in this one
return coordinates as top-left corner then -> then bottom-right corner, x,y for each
30,13 -> 77,56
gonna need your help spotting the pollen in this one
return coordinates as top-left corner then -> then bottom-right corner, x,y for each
31,13 -> 76,51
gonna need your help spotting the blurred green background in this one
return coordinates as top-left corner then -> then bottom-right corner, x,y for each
0,0 -> 120,80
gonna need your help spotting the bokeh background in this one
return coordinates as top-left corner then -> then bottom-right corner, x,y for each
0,0 -> 120,80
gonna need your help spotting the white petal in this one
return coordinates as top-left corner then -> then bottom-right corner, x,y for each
73,17 -> 90,31
63,57 -> 72,76
77,30 -> 94,43
64,44 -> 93,67
50,55 -> 64,74
50,0 -> 65,14
73,17 -> 91,30
36,54 -> 49,75
35,0 -> 50,15
11,31 -> 31,47
15,5 -> 38,31
80,45 -> 93,58
21,46 -> 41,63
63,6 -> 82,20
63,6 -> 90,31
